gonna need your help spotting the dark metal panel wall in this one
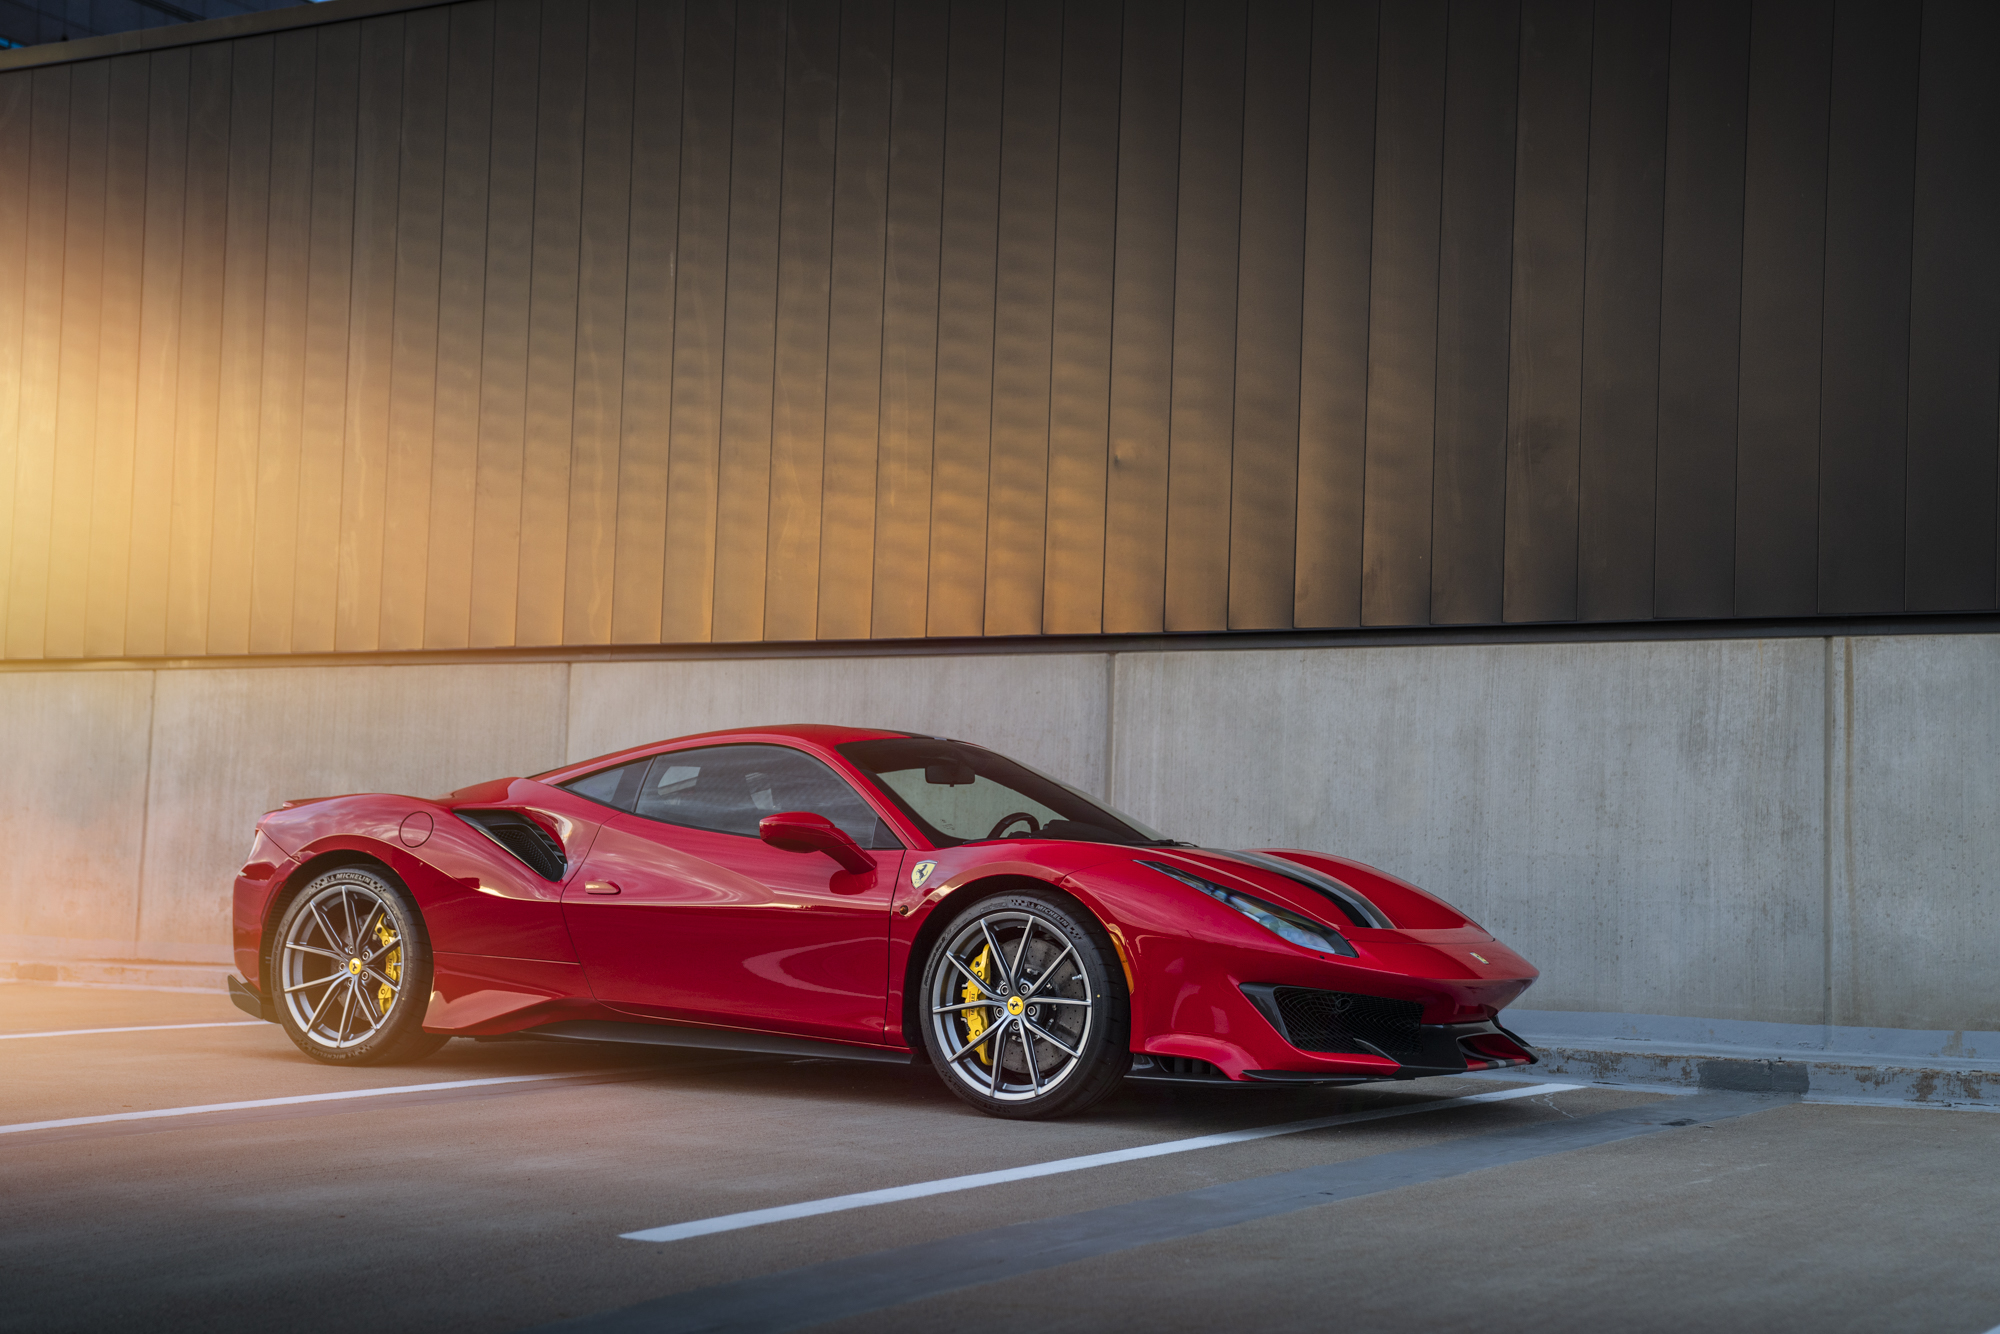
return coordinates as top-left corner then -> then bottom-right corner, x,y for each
1292,0 -> 1373,628
86,52 -> 148,655
1040,0 -> 1118,636
381,5 -> 450,650
1429,0 -> 1515,626
1734,0 -> 1829,617
1576,1 -> 1668,623
1652,0 -> 1748,620
1099,0 -> 1178,635
810,0 -> 885,641
4,0 -> 2000,661
1905,2 -> 2000,612
610,0 -> 680,644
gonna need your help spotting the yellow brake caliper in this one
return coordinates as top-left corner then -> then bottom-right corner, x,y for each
961,946 -> 993,1065
375,918 -> 402,1015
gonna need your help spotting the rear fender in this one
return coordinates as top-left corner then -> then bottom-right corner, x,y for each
282,829 -> 581,964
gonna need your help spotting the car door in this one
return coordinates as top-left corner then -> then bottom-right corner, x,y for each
559,743 -> 906,1045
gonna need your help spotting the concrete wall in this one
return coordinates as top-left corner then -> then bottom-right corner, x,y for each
1115,640 -> 1829,1025
3,635 -> 1995,1034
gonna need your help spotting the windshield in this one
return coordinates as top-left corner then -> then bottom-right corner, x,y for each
837,738 -> 1172,849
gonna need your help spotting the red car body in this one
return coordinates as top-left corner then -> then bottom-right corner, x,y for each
230,724 -> 1539,1084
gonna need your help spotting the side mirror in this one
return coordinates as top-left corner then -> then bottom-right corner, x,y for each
758,811 -> 876,876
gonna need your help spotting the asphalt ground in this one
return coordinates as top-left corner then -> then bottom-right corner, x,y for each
3,982 -> 1998,1334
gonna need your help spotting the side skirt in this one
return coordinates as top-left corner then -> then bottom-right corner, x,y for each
517,1019 -> 915,1066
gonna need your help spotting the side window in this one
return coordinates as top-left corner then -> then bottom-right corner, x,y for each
630,744 -> 900,848
560,758 -> 652,811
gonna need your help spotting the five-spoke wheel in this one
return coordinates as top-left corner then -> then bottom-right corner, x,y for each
271,866 -> 448,1065
920,891 -> 1129,1119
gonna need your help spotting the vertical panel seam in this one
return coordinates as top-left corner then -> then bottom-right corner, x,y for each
1221,0 -> 1248,624
1898,1 -> 1925,613
757,3 -> 795,641
412,9 -> 462,648
1286,0 -> 1313,632
1355,3 -> 1382,624
196,47 -> 232,649
1035,9 -> 1067,633
23,71 -> 70,660
558,656 -> 572,762
1496,3 -> 1524,622
968,1 -> 1006,632
1839,633 -> 1853,1031
862,0 -> 896,641
1820,632 -> 1833,1042
234,43 -> 279,649
508,0 -> 549,645
102,57 -> 155,659
361,21 -> 405,651
425,10 -> 483,647
563,1 -> 601,643
1567,0 -> 1595,619
810,0 -> 845,641
1808,1 -> 1833,614
604,0 -> 644,645
1092,0 -> 1128,635
1156,0 -> 1185,633
1645,0 -> 1669,620
1102,647 -> 1115,803
1422,0 -> 1450,626
920,1 -> 944,638
1723,5 -> 1751,617
131,668 -> 158,945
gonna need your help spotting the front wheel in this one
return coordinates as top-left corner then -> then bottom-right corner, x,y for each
271,865 -> 449,1066
919,891 -> 1130,1119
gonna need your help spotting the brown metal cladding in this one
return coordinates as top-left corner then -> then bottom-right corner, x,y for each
3,0 -> 1999,662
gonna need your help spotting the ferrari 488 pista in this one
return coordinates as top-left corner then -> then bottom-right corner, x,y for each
229,725 -> 1539,1119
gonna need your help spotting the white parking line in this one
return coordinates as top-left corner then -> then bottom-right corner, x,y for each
620,1080 -> 1583,1243
0,1021 -> 266,1041
0,1070 -> 636,1137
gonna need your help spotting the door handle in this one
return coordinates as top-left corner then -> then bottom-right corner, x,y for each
583,881 -> 621,895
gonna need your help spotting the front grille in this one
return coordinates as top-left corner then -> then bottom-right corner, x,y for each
1272,987 -> 1424,1062
460,810 -> 567,881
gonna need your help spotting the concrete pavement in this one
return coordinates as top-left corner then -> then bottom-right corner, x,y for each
2,981 -> 1996,1334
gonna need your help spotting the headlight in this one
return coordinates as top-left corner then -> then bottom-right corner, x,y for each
1137,860 -> 1357,958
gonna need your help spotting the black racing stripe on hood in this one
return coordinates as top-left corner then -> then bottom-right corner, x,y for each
1202,849 -> 1394,930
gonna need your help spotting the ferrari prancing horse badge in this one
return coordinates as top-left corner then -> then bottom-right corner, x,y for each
911,860 -> 937,890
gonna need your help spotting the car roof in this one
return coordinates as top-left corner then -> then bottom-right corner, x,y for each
532,723 -> 923,783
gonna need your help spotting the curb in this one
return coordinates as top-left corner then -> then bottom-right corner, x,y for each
2,958 -> 234,993
1527,1043 -> 2000,1109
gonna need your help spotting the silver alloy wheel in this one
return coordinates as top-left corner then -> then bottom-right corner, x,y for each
928,907 -> 1095,1103
278,874 -> 407,1051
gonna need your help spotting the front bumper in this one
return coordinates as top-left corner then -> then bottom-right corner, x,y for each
1238,981 -> 1538,1078
227,974 -> 277,1023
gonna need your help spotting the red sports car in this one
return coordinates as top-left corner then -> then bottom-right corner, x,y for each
228,725 -> 1540,1119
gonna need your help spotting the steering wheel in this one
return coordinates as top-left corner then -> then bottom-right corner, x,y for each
986,811 -> 1042,840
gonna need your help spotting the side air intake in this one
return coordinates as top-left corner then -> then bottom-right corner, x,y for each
459,810 -> 567,881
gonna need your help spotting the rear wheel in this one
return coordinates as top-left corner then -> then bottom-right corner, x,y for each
919,891 -> 1130,1119
271,865 -> 448,1066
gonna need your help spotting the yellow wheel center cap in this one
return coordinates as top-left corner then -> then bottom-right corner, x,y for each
347,957 -> 363,976
1006,995 -> 1025,1016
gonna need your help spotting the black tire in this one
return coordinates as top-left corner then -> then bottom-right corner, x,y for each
270,864 -> 449,1066
919,890 -> 1130,1119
